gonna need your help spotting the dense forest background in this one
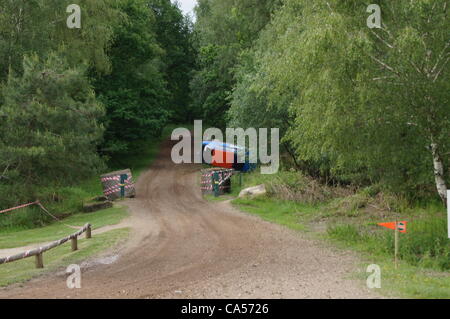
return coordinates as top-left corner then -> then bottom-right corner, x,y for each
0,0 -> 194,208
191,0 -> 449,204
0,0 -> 449,210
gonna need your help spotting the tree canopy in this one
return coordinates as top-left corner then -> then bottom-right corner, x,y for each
0,0 -> 194,208
197,0 -> 450,201
190,0 -> 280,127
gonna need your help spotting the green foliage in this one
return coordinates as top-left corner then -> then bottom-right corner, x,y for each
0,127 -> 171,230
0,228 -> 129,287
95,0 -> 194,156
328,216 -> 450,271
265,170 -> 346,204
0,206 -> 128,248
191,0 -> 280,127
233,196 -> 308,231
0,0 -> 194,221
227,0 -> 450,199
0,54 -> 105,208
94,0 -> 169,155
396,218 -> 449,269
227,1 -> 296,133
108,123 -> 182,177
0,0 -> 118,215
0,0 -> 119,79
0,207 -> 47,230
153,0 -> 195,123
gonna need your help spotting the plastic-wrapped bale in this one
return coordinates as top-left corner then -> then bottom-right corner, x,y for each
201,168 -> 233,196
101,169 -> 136,201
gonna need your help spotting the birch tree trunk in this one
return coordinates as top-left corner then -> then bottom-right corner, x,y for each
431,143 -> 448,204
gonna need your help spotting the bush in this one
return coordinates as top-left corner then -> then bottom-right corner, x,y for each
324,188 -> 410,218
326,193 -> 371,217
0,176 -> 104,230
265,171 -> 350,204
392,218 -> 450,270
0,54 -> 105,210
0,207 -> 51,230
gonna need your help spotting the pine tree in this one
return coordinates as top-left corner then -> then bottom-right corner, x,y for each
0,54 -> 104,205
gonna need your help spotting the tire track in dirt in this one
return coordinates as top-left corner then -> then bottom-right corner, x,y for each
0,139 -> 379,299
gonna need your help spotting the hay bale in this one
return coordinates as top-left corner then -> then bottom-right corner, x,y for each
101,169 -> 136,201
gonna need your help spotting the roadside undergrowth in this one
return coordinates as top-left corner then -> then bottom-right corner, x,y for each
228,169 -> 450,298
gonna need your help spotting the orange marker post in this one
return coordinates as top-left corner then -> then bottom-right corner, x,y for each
378,220 -> 407,269
378,221 -> 407,233
394,219 -> 399,269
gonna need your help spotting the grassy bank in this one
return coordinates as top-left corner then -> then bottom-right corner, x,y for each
0,206 -> 128,249
0,205 -> 128,288
0,228 -> 129,287
227,170 -> 450,298
233,197 -> 315,232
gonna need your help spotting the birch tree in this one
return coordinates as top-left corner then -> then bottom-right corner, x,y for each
365,0 -> 450,202
229,0 -> 449,201
293,0 -> 450,201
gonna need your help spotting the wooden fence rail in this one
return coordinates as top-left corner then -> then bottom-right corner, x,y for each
0,223 -> 92,269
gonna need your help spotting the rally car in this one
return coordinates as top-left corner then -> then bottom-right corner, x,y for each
202,140 -> 255,172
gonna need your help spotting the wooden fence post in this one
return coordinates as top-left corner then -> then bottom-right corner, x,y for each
394,219 -> 399,269
1,223 -> 91,268
71,237 -> 78,251
35,253 -> 44,269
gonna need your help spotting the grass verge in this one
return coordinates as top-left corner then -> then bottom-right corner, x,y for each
0,206 -> 128,249
0,228 -> 129,287
233,196 -> 316,232
228,170 -> 450,299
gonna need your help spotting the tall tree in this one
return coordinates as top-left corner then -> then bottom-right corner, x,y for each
0,0 -> 118,207
228,0 -> 449,200
94,0 -> 170,156
0,0 -> 119,79
191,0 -> 280,127
152,0 -> 195,123
94,0 -> 194,156
0,54 -> 104,206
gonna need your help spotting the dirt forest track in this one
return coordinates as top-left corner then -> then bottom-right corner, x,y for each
0,139 -> 378,299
